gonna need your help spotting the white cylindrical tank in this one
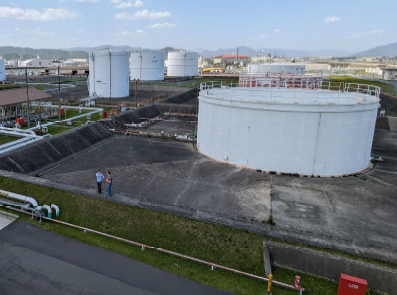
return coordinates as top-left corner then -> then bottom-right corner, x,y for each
0,58 -> 5,81
167,51 -> 198,77
197,81 -> 380,176
130,51 -> 164,81
247,63 -> 305,75
88,49 -> 129,98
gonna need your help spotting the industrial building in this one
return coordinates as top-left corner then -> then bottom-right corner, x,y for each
130,51 -> 165,81
88,49 -> 130,98
0,58 -> 5,82
197,77 -> 379,176
0,87 -> 52,125
213,54 -> 250,64
247,63 -> 305,74
167,51 -> 199,77
366,67 -> 396,80
20,59 -> 56,68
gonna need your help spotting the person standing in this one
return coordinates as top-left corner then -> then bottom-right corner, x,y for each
96,170 -> 104,193
106,171 -> 112,197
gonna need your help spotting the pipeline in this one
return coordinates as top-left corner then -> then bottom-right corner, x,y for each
0,189 -> 38,207
28,106 -> 104,131
42,205 -> 52,218
51,204 -> 60,218
0,204 -> 303,292
0,135 -> 50,155
0,127 -> 37,137
0,189 -> 60,219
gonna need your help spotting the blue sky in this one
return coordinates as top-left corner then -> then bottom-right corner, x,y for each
0,0 -> 396,53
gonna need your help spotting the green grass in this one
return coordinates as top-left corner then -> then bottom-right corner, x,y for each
0,135 -> 18,145
0,176 -> 384,295
329,76 -> 396,96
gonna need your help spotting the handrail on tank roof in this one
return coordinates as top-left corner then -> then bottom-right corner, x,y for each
199,80 -> 381,98
130,50 -> 165,53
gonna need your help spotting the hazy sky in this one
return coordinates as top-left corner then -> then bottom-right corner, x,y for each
0,0 -> 396,53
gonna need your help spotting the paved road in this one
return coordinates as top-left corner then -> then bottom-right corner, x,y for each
0,221 -> 231,295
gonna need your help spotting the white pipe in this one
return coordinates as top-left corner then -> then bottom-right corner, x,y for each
0,130 -> 40,138
0,189 -> 38,207
0,127 -> 37,136
51,204 -> 60,217
28,106 -> 103,131
0,137 -> 32,150
43,204 -> 52,218
0,137 -> 45,154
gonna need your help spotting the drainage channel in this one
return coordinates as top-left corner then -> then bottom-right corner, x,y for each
0,204 -> 304,293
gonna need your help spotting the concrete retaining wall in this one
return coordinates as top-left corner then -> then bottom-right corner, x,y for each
136,85 -> 192,93
265,241 -> 397,294
159,88 -> 198,104
380,92 -> 397,117
0,122 -> 113,174
155,103 -> 197,115
375,116 -> 390,129
111,88 -> 198,124
115,105 -> 161,124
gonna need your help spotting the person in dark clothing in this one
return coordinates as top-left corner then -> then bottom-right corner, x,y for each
96,170 -> 104,193
106,171 -> 112,197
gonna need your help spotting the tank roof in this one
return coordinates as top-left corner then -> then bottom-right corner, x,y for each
200,81 -> 380,106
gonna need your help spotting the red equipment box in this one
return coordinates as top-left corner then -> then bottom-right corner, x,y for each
102,111 -> 107,119
57,108 -> 65,116
15,118 -> 24,125
338,274 -> 367,295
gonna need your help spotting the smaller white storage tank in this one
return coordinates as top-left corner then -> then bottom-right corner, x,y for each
167,51 -> 198,77
0,58 -> 5,81
130,51 -> 165,81
89,49 -> 130,98
247,63 -> 305,75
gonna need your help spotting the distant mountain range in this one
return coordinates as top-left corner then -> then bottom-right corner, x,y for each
354,42 -> 397,57
0,45 -> 183,60
1,42 -> 396,60
0,46 -> 88,61
66,45 -> 352,58
199,46 -> 352,58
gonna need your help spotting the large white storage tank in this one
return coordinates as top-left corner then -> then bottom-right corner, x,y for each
197,79 -> 380,176
167,51 -> 198,77
88,49 -> 129,98
247,63 -> 305,75
0,58 -> 5,82
130,51 -> 164,81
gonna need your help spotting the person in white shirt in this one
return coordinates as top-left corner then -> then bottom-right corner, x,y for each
96,170 -> 105,193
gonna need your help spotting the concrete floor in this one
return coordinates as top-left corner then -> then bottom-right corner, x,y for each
0,221 -> 230,295
144,116 -> 196,136
42,136 -> 271,222
0,214 -> 16,231
38,128 -> 397,263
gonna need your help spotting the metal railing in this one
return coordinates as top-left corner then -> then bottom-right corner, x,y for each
199,81 -> 380,105
0,204 -> 304,293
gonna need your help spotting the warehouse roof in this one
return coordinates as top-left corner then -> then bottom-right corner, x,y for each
214,54 -> 250,59
0,87 -> 52,107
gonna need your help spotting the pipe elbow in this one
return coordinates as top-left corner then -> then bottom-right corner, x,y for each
25,197 -> 38,208
51,204 -> 60,218
43,205 -> 52,219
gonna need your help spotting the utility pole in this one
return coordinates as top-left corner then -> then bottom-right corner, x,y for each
134,78 -> 139,108
58,65 -> 61,120
25,68 -> 30,128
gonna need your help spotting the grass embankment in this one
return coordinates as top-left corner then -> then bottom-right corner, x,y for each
0,136 -> 18,145
16,107 -> 111,137
329,76 -> 396,96
0,176 -> 385,295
